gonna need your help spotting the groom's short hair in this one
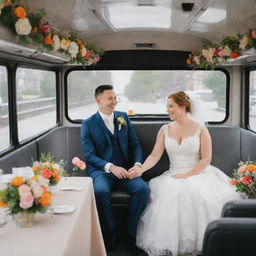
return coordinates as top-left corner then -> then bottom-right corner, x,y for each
95,85 -> 113,98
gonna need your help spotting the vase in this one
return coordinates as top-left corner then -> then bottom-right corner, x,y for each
15,211 -> 35,227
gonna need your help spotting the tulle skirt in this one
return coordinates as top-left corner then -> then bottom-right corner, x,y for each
136,165 -> 242,256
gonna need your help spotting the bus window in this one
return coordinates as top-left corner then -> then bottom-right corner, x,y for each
0,66 -> 10,152
249,71 -> 256,132
16,68 -> 57,142
67,70 -> 227,122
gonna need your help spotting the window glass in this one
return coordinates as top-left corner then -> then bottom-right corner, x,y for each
249,71 -> 256,131
16,68 -> 56,141
0,66 -> 10,152
67,70 -> 227,122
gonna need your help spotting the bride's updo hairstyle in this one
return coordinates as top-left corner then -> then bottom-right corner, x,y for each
168,91 -> 191,113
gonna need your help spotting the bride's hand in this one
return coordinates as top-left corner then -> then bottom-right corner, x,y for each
172,173 -> 189,179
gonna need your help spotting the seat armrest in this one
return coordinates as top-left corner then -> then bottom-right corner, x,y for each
221,200 -> 256,217
202,218 -> 256,256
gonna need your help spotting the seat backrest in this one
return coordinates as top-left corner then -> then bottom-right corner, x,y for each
202,218 -> 256,256
208,126 -> 241,177
133,122 -> 169,181
221,200 -> 256,217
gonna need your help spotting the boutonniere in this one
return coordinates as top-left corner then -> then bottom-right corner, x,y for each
117,116 -> 127,130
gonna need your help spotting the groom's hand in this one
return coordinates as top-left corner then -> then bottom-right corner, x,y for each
127,166 -> 142,179
110,165 -> 128,179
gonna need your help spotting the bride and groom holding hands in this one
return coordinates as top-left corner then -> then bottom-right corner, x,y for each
81,85 -> 241,256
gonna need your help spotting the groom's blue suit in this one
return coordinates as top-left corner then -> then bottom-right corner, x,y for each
81,110 -> 149,242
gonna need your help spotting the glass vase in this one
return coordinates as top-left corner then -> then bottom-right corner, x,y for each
15,211 -> 35,228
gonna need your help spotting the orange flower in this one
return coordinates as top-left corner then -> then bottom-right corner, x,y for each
247,164 -> 256,172
186,58 -> 191,65
32,165 -> 40,172
85,50 -> 91,59
10,176 -> 24,186
14,7 -> 27,19
0,201 -> 7,208
230,51 -> 239,59
230,179 -> 238,185
32,26 -> 38,33
38,191 -> 52,207
76,40 -> 82,46
44,34 -> 53,45
52,172 -> 60,182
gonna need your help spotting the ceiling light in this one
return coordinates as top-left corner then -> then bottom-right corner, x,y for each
197,7 -> 226,23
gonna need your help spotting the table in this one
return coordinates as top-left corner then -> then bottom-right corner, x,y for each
0,177 -> 107,256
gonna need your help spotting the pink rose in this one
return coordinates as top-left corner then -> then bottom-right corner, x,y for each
40,23 -> 52,33
18,184 -> 31,197
93,55 -> 100,63
72,157 -> 80,165
19,193 -> 34,209
252,29 -> 256,39
78,161 -> 86,170
239,165 -> 247,173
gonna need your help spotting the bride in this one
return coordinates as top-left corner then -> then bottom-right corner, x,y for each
135,91 -> 242,256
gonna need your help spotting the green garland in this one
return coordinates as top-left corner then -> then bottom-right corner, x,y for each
0,0 -> 104,65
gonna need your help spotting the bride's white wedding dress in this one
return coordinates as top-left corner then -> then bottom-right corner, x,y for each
136,124 -> 241,256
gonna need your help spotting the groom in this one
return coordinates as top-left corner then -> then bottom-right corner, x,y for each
81,85 -> 149,255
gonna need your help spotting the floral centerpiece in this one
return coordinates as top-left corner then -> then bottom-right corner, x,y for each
32,153 -> 65,186
71,157 -> 86,176
0,176 -> 52,227
0,0 -> 103,65
230,160 -> 256,198
187,28 -> 256,69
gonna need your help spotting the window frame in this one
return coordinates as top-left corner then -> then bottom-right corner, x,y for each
0,58 -> 60,157
64,66 -> 230,124
245,66 -> 256,133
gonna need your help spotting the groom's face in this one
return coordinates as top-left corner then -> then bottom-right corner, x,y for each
96,89 -> 117,115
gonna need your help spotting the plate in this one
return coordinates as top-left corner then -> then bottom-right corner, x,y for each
52,205 -> 76,214
59,186 -> 83,191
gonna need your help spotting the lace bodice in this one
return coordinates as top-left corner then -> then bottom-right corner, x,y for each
162,124 -> 203,174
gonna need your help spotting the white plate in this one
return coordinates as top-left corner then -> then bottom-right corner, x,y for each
52,205 -> 76,214
60,186 -> 83,191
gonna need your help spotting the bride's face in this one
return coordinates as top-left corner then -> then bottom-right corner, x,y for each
166,98 -> 185,120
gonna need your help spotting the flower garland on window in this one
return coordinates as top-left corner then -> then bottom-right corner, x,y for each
0,0 -> 103,65
187,29 -> 256,69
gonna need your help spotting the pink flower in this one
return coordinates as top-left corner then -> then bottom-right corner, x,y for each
19,193 -> 34,209
18,184 -> 31,197
93,55 -> 100,63
78,161 -> 86,170
40,23 -> 52,33
72,157 -> 80,165
241,176 -> 253,186
252,29 -> 256,39
239,165 -> 247,173
40,168 -> 52,179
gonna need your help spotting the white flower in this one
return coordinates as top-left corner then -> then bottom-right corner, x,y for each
38,175 -> 49,187
60,39 -> 70,50
31,184 -> 43,199
68,41 -> 79,58
86,58 -> 93,65
80,45 -> 87,57
53,163 -> 60,169
15,18 -> 32,35
53,35 -> 60,51
239,35 -> 249,50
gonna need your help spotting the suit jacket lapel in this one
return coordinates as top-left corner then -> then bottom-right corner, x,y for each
95,112 -> 111,145
114,112 -> 128,160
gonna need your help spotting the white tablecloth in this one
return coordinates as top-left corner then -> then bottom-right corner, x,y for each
0,177 -> 107,256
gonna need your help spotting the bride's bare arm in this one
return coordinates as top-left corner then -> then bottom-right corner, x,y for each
173,126 -> 212,178
141,127 -> 165,174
